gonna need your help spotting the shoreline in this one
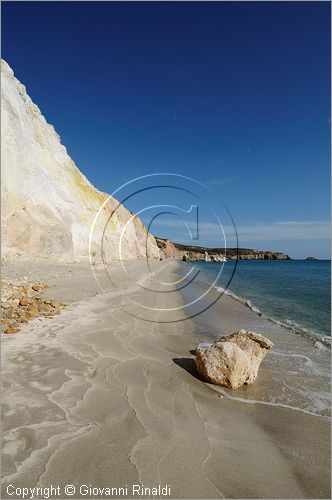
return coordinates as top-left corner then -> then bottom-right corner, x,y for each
2,258 -> 330,345
1,259 -> 331,498
190,259 -> 331,347
180,263 -> 331,418
217,284 -> 331,349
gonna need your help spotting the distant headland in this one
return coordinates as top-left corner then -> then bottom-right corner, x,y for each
156,238 -> 291,261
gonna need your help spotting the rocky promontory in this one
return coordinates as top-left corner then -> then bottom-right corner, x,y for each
156,238 -> 291,261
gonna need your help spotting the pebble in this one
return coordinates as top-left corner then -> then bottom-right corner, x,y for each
32,284 -> 43,291
5,326 -> 19,334
51,301 -> 61,309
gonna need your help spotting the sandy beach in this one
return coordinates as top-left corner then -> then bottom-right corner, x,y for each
1,259 -> 330,499
2,2 -> 330,497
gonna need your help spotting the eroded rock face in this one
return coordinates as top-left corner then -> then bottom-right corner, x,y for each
195,330 -> 273,389
1,59 -> 161,262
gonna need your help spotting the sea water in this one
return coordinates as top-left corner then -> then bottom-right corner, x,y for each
193,259 -> 331,344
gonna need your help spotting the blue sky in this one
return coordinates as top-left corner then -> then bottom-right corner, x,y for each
2,1 -> 331,258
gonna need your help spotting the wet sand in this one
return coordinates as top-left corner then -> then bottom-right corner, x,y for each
1,260 -> 331,499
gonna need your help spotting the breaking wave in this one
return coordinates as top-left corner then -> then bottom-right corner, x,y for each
215,285 -> 331,349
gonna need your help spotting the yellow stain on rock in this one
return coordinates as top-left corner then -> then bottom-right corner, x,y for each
68,160 -> 107,206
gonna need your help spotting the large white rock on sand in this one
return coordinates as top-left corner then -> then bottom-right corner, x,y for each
195,330 -> 273,389
1,59 -> 161,262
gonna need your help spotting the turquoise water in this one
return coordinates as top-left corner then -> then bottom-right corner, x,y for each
194,260 -> 331,342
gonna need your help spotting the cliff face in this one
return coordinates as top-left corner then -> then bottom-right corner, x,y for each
156,238 -> 291,261
1,60 -> 161,262
155,238 -> 183,259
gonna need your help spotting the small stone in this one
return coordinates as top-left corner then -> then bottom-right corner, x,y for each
27,308 -> 38,318
5,326 -> 19,334
19,298 -> 28,306
8,318 -> 19,325
50,301 -> 61,309
1,303 -> 10,309
38,303 -> 50,312
32,284 -> 42,291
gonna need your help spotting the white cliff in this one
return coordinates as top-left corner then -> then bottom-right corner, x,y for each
1,60 -> 161,262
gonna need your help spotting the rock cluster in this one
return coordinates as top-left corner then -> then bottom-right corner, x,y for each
1,279 -> 66,334
209,254 -> 227,262
195,330 -> 273,389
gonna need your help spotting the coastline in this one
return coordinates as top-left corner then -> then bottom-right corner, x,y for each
181,264 -> 331,418
192,259 -> 331,347
217,284 -> 331,348
1,259 -> 330,499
